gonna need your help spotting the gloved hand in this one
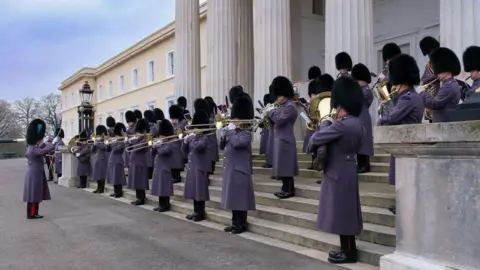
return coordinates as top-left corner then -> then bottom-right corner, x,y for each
43,136 -> 50,143
327,116 -> 334,123
227,123 -> 236,130
52,137 -> 58,144
75,153 -> 80,157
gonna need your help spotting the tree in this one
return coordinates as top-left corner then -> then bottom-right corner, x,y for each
0,100 -> 22,138
39,93 -> 62,135
13,97 -> 41,136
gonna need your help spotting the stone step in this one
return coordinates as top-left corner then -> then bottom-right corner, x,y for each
171,183 -> 396,247
251,160 -> 390,173
88,182 -> 393,267
237,153 -> 390,164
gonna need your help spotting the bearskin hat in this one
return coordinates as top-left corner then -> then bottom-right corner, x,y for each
191,110 -> 209,127
158,119 -> 174,137
271,76 -> 294,98
331,77 -> 364,117
351,63 -> 372,84
308,66 -> 322,80
194,98 -> 210,114
26,119 -> 46,145
308,80 -> 317,97
430,47 -> 461,76
204,96 -> 218,115
106,116 -> 116,128
229,85 -> 244,104
231,94 -> 254,120
419,36 -> 440,56
134,109 -> 143,120
143,110 -> 155,123
316,74 -> 335,94
114,123 -> 126,136
125,110 -> 135,123
153,108 -> 165,121
382,43 -> 402,62
169,105 -> 184,119
335,52 -> 353,71
135,119 -> 150,134
388,54 -> 421,86
78,130 -> 88,141
263,93 -> 273,106
95,125 -> 108,137
177,96 -> 187,108
463,46 -> 480,72
55,127 -> 64,138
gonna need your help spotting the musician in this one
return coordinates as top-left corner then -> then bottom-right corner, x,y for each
302,79 -> 320,169
124,110 -> 136,168
379,43 -> 402,96
127,119 -> 150,206
335,52 -> 353,78
307,77 -> 365,264
267,76 -> 299,199
182,110 -> 211,222
53,128 -> 65,184
419,36 -> 441,122
308,66 -> 322,80
24,119 -> 55,219
144,110 -> 157,179
463,46 -> 480,99
266,86 -> 276,173
91,125 -> 109,194
153,108 -> 165,123
419,47 -> 462,123
351,63 -> 374,173
134,109 -> 143,121
205,96 -> 220,176
220,94 -> 255,234
177,96 -> 190,115
107,123 -> 127,198
151,119 -> 176,212
229,85 -> 244,104
106,116 -> 116,137
74,131 -> 92,189
259,93 -> 273,157
378,54 -> 424,214
169,105 -> 187,183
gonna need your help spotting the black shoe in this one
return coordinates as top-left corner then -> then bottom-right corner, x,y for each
306,166 -> 313,170
327,251 -> 357,264
224,225 -> 234,232
47,179 -> 53,182
357,166 -> 370,174
153,207 -> 161,212
231,226 -> 246,234
262,164 -> 272,168
131,199 -> 145,206
27,215 -> 43,220
172,178 -> 181,184
186,214 -> 194,220
113,193 -> 123,198
110,193 -> 115,197
158,205 -> 170,212
92,189 -> 99,194
388,205 -> 396,215
192,213 -> 205,222
270,176 -> 278,180
53,181 -> 58,184
316,179 -> 322,184
274,191 -> 295,199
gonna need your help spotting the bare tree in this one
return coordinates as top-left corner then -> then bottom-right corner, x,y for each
13,97 -> 41,136
0,100 -> 22,138
39,93 -> 62,135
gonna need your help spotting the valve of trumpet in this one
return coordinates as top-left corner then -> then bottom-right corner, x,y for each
148,140 -> 153,146
215,121 -> 224,130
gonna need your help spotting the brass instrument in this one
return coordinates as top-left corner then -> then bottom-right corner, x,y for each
304,92 -> 332,130
125,134 -> 184,152
373,80 -> 399,117
257,102 -> 279,129
417,77 -> 440,120
216,119 -> 260,131
180,127 -> 218,139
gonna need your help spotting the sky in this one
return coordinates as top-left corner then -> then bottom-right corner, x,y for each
0,0 -> 193,102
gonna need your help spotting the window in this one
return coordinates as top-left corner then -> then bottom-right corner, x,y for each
108,80 -> 113,97
147,101 -> 155,110
119,75 -> 124,93
165,95 -> 175,118
166,51 -> 174,77
148,60 -> 155,83
132,69 -> 138,89
71,92 -> 75,106
64,95 -> 67,108
312,0 -> 325,16
97,84 -> 103,101
98,115 -> 103,125
118,110 -> 125,123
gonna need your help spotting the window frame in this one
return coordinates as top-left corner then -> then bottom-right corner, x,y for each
132,68 -> 138,89
166,50 -> 175,78
97,84 -> 103,101
119,74 -> 124,93
147,60 -> 155,83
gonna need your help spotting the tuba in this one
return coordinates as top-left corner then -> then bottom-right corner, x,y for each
306,92 -> 332,130
373,80 -> 398,117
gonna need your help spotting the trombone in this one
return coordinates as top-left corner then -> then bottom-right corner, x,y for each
124,130 -> 182,152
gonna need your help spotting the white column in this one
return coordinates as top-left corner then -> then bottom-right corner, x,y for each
58,146 -> 79,188
253,0 -> 292,104
174,0 -> 201,112
236,0 -> 254,97
324,0 -> 374,76
440,0 -> 480,79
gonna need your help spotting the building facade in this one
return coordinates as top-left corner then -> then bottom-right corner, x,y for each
59,0 -> 479,140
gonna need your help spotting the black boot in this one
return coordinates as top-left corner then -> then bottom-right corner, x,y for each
131,190 -> 146,205
27,203 -> 43,219
192,200 -> 205,222
186,200 -> 197,220
111,185 -> 123,198
231,211 -> 247,234
92,179 -> 103,193
153,197 -> 162,212
262,163 -> 273,168
211,161 -> 216,175
159,197 -> 171,212
99,180 -> 105,193
171,170 -> 181,184
357,154 -> 370,174
78,176 -> 87,188
224,211 -> 235,232
148,167 -> 153,179
328,236 -> 357,264
275,178 -> 295,199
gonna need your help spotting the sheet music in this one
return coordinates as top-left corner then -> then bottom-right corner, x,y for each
300,112 -> 311,123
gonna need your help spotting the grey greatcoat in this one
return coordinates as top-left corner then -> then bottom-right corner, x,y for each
466,78 -> 480,99
378,89 -> 424,185
171,119 -> 187,170
182,135 -> 210,201
220,130 -> 256,211
54,139 -> 65,174
302,129 -> 315,153
266,123 -> 274,165
123,125 -> 135,167
107,140 -> 126,186
76,144 -> 92,177
91,141 -> 108,180
419,77 -> 461,123
358,85 -> 374,156
23,143 -> 55,203
151,142 -> 174,197
267,99 -> 299,177
127,137 -> 149,190
146,123 -> 157,169
308,116 -> 364,236
259,127 -> 269,155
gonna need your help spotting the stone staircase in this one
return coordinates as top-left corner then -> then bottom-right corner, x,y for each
86,145 -> 394,270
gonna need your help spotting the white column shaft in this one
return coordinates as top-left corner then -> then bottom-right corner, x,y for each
324,0 -> 374,75
253,0 -> 292,104
236,0 -> 254,97
174,0 -> 201,112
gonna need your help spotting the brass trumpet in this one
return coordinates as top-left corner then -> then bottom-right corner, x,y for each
256,102 -> 279,129
417,77 -> 440,120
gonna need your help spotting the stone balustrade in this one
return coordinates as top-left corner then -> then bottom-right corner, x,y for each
57,146 -> 79,188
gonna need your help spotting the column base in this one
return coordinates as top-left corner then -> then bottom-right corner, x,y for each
58,176 -> 79,188
380,254 -> 454,270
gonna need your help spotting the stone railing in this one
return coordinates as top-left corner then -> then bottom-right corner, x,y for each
57,146 -> 79,188
375,121 -> 480,270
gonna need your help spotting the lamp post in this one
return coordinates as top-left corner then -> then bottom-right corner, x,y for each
77,81 -> 95,133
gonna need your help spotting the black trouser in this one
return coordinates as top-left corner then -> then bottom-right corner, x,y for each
280,177 -> 295,194
148,167 -> 153,179
171,169 -> 181,182
96,179 -> 105,193
46,160 -> 54,180
26,202 -> 39,217
136,189 -> 146,201
159,196 -> 170,208
232,210 -> 247,228
113,185 -> 123,195
211,161 -> 216,174
79,176 -> 87,188
356,154 -> 370,168
339,235 -> 357,257
193,200 -> 205,214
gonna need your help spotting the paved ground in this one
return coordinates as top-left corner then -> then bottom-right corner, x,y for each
0,159 -> 323,270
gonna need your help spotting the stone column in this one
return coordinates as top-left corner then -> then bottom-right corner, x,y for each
375,121 -> 480,270
57,146 -> 79,188
253,0 -> 292,103
236,0 -> 254,97
174,0 -> 201,112
440,0 -> 480,79
324,0 -> 374,76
